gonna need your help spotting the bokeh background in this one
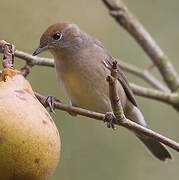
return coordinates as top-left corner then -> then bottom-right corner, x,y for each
1,0 -> 179,179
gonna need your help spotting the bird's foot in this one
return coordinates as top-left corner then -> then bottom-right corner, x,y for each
44,95 -> 77,116
44,95 -> 61,115
104,112 -> 116,130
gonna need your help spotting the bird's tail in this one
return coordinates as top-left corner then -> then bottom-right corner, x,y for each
127,106 -> 172,161
136,135 -> 172,161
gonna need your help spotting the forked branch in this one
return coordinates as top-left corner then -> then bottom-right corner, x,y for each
102,0 -> 179,91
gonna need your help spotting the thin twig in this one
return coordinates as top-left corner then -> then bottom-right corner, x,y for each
107,60 -> 124,119
0,40 -> 15,69
35,92 -> 179,152
145,63 -> 154,71
35,92 -> 105,121
102,0 -> 179,91
0,46 -> 54,67
20,62 -> 34,77
130,83 -> 178,105
15,50 -> 54,67
107,61 -> 179,152
118,59 -> 169,92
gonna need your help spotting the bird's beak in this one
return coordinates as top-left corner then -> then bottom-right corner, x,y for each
32,44 -> 48,56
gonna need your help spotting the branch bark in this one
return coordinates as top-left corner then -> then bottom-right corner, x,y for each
106,61 -> 179,152
118,59 -> 169,92
13,49 -> 54,67
102,0 -> 179,92
35,92 -> 179,152
130,83 -> 178,106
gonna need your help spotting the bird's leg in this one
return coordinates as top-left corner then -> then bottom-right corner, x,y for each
44,95 -> 61,115
44,95 -> 77,116
104,112 -> 116,130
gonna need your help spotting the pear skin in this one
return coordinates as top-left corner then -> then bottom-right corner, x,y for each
0,74 -> 61,180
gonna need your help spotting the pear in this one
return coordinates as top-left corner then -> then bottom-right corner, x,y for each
0,73 -> 61,180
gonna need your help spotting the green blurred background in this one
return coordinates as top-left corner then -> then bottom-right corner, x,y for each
1,0 -> 179,179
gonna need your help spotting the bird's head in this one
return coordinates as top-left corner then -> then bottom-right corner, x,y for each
33,22 -> 91,56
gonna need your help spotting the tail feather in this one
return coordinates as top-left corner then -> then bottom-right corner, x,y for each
127,106 -> 172,161
137,136 -> 172,161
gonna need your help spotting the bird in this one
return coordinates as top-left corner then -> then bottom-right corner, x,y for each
33,22 -> 172,161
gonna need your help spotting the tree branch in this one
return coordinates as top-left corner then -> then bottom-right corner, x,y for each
106,61 -> 179,152
102,0 -> 179,92
118,59 -> 169,92
13,49 -> 54,67
34,92 -> 179,152
130,83 -> 178,106
20,62 -> 34,77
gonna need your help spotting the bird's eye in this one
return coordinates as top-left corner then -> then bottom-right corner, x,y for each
52,32 -> 62,40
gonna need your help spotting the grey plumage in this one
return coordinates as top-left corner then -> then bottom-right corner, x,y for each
33,22 -> 172,161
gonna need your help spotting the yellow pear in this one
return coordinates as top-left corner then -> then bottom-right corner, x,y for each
0,73 -> 61,180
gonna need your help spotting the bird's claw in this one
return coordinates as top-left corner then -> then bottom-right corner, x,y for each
104,112 -> 116,130
44,95 -> 61,115
44,95 -> 76,117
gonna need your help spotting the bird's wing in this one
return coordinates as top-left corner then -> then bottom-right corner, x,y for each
94,39 -> 138,107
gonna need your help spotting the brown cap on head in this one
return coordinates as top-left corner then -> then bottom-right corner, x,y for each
40,22 -> 70,45
33,22 -> 71,56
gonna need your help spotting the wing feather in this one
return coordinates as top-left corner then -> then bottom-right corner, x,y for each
94,39 -> 138,107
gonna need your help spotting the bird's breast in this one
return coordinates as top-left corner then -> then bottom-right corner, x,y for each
54,55 -> 111,113
53,46 -> 127,114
